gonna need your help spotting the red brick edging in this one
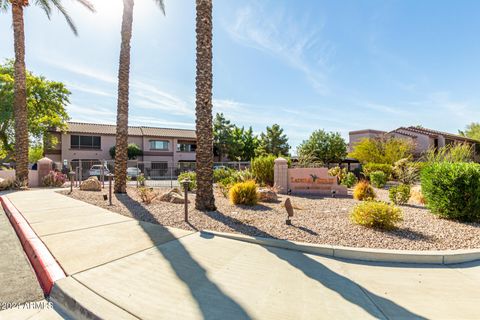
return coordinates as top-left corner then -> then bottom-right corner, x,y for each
0,196 -> 66,295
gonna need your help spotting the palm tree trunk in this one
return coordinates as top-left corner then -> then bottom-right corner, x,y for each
12,1 -> 29,186
114,0 -> 134,193
195,0 -> 216,211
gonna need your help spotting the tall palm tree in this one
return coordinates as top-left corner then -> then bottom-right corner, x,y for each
2,0 -> 94,186
113,0 -> 165,193
195,0 -> 216,211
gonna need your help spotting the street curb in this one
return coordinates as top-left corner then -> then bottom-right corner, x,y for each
0,196 -> 66,295
202,230 -> 480,265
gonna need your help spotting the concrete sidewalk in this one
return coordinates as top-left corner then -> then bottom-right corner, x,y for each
5,189 -> 480,319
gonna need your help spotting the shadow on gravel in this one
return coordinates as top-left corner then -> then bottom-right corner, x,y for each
116,194 -> 252,320
381,227 -> 432,242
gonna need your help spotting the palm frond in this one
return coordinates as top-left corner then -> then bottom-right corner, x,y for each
49,0 -> 78,35
0,0 -> 9,12
34,0 -> 53,19
153,0 -> 165,15
74,0 -> 95,12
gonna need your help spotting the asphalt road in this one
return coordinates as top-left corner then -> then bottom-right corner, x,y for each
0,206 -> 44,311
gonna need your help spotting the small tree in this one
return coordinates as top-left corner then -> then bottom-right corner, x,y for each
459,123 -> 480,141
349,137 -> 414,165
256,124 -> 290,156
109,143 -> 142,160
213,113 -> 234,161
297,130 -> 347,165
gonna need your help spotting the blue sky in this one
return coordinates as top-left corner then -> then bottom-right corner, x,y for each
1,0 -> 480,154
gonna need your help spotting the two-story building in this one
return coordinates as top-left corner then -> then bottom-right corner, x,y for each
349,126 -> 480,159
45,122 -> 197,173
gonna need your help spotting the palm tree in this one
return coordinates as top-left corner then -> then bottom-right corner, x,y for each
113,0 -> 165,193
1,0 -> 94,186
195,0 -> 216,211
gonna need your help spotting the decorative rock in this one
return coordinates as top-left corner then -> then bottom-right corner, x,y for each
0,178 -> 12,190
257,188 -> 278,202
159,188 -> 188,204
80,176 -> 101,191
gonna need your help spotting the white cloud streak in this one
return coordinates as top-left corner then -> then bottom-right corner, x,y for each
226,3 -> 334,94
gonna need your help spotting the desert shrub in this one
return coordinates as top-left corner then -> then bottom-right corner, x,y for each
229,180 -> 258,205
421,162 -> 480,221
393,158 -> 419,185
328,166 -> 347,181
137,173 -> 145,187
369,171 -> 387,188
351,201 -> 403,229
363,163 -> 393,179
423,143 -> 474,163
42,171 -> 66,187
389,184 -> 411,205
410,186 -> 426,205
251,155 -> 276,186
138,187 -> 158,204
353,180 -> 376,201
177,171 -> 197,191
341,172 -> 358,188
213,167 -> 234,182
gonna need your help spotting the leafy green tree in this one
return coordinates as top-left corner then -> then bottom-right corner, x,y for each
0,60 -> 70,160
213,113 -> 234,161
256,124 -> 290,156
109,143 -> 142,160
349,137 -> 414,165
297,130 -> 347,165
227,126 -> 244,161
242,126 -> 259,161
28,143 -> 43,164
459,123 -> 480,141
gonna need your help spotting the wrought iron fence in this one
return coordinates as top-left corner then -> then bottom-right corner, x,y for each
67,159 -> 250,188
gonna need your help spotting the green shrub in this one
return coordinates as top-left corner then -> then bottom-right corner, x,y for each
389,184 -> 411,205
363,163 -> 393,179
421,162 -> 480,221
251,155 -> 276,186
177,171 -> 197,191
229,180 -> 258,205
353,180 -> 376,201
213,168 -> 235,183
393,158 -> 419,185
370,171 -> 387,188
423,143 -> 474,163
351,201 -> 403,229
342,172 -> 358,188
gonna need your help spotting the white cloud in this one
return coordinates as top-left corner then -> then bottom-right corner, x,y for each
226,3 -> 334,94
65,82 -> 115,97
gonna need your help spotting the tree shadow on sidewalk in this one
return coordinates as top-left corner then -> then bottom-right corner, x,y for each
204,209 -> 427,320
116,194 -> 252,320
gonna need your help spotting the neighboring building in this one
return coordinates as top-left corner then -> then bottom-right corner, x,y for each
349,126 -> 480,158
45,122 -> 197,170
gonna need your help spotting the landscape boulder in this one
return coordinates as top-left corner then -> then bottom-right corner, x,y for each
80,176 -> 101,191
0,178 -> 12,191
257,188 -> 278,202
159,188 -> 188,204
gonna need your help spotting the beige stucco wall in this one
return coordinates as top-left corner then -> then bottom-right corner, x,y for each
50,133 -> 196,166
60,134 -> 143,162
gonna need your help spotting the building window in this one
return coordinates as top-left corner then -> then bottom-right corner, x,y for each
150,140 -> 169,150
177,141 -> 196,152
71,135 -> 101,149
151,162 -> 168,170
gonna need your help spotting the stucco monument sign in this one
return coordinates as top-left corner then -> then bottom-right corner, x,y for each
274,157 -> 348,196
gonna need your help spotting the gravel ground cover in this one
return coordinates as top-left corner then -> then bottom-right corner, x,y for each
60,187 -> 480,250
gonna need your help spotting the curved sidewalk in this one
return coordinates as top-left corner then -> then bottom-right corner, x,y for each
4,189 -> 480,319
